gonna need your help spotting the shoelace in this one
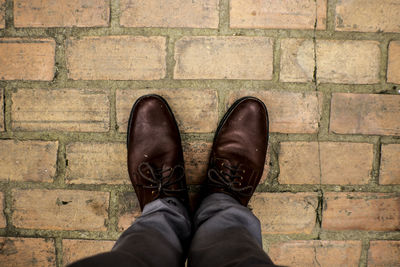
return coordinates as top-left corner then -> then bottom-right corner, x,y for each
208,162 -> 253,197
138,162 -> 186,198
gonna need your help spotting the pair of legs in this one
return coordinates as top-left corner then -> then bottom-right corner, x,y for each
69,95 -> 276,267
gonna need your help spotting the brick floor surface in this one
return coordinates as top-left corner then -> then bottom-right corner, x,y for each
0,0 -> 399,266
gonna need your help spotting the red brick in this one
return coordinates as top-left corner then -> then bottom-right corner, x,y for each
280,39 -> 315,83
268,240 -> 362,267
317,40 -> 380,84
0,237 -> 56,267
66,142 -> 129,185
380,144 -> 400,185
336,0 -> 400,33
330,93 -> 400,136
0,0 -> 4,28
174,36 -> 273,80
0,88 -> 4,131
11,88 -> 110,132
250,192 -> 318,234
0,140 -> 58,182
229,91 -> 322,134
0,38 -> 55,81
322,193 -> 400,231
12,189 -> 109,231
368,241 -> 400,267
120,0 -> 218,28
116,89 -> 218,133
14,0 -> 109,28
388,41 -> 400,84
230,0 -> 327,30
117,192 -> 141,232
63,239 -> 114,265
66,36 -> 166,80
0,192 -> 5,228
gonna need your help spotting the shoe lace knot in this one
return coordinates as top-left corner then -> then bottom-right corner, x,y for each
138,162 -> 185,198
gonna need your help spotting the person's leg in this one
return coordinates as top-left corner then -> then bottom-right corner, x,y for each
68,197 -> 191,267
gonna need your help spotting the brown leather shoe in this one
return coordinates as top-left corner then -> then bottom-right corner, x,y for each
127,94 -> 188,210
206,97 -> 269,206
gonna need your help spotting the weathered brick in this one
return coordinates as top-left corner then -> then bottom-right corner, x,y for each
368,241 -> 400,267
120,0 -> 218,28
330,93 -> 400,136
268,240 -> 362,267
63,239 -> 114,265
336,0 -> 400,33
0,38 -> 55,81
0,140 -> 58,182
66,142 -> 129,185
380,144 -> 400,185
183,141 -> 212,185
116,89 -> 218,133
0,192 -> 5,228
316,40 -> 380,84
11,88 -> 110,132
388,41 -> 400,84
322,193 -> 400,231
14,0 -> 109,28
117,192 -> 141,232
174,36 -> 273,80
66,36 -> 166,80
280,39 -> 315,82
279,142 -> 320,185
12,189 -> 109,231
0,88 -> 4,131
0,237 -> 56,267
320,142 -> 373,185
229,90 -> 322,134
230,0 -> 326,30
250,192 -> 318,234
0,0 -> 4,28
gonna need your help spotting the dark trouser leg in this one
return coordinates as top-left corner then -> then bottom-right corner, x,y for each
68,197 -> 191,267
188,193 -> 276,267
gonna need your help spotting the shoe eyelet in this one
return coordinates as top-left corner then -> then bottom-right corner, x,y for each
238,182 -> 242,186
242,170 -> 246,173
240,176 -> 243,180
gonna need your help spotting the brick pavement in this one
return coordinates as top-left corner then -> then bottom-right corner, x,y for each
0,0 -> 399,266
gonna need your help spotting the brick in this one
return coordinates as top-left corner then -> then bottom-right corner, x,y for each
336,0 -> 400,33
388,41 -> 400,84
12,189 -> 109,231
183,141 -> 212,184
0,0 -> 4,28
250,192 -> 318,234
0,140 -> 58,182
322,193 -> 400,231
117,192 -> 141,232
120,0 -> 218,28
230,0 -> 326,30
116,89 -> 218,133
11,88 -> 110,132
269,240 -> 362,267
0,88 -> 4,131
66,36 -> 166,80
63,239 -> 114,265
0,192 -> 5,228
368,241 -> 400,267
0,38 -> 55,81
279,142 -> 320,185
66,142 -> 129,185
174,36 -> 273,80
0,237 -> 56,267
380,144 -> 400,185
14,0 -> 109,28
316,40 -> 380,84
319,142 -> 373,185
229,90 -> 322,134
330,93 -> 400,136
280,39 -> 315,82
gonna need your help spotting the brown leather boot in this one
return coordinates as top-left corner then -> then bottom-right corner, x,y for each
206,97 -> 269,206
127,94 -> 189,210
